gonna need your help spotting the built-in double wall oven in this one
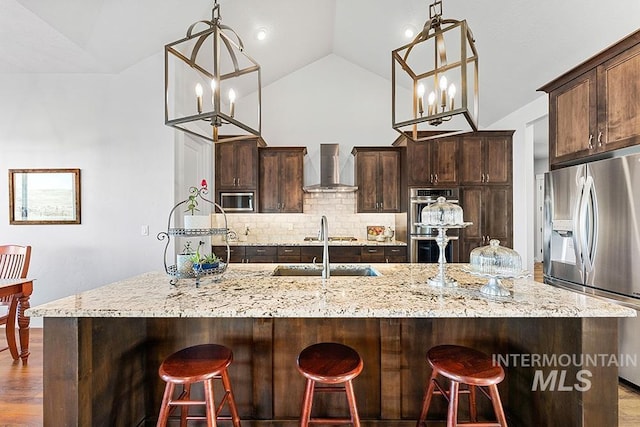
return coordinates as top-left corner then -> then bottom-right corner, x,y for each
409,188 -> 460,263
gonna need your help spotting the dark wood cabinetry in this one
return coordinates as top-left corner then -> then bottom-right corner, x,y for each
459,132 -> 513,185
215,139 -> 263,190
459,187 -> 513,262
277,246 -> 301,263
407,137 -> 459,186
360,246 -> 407,263
541,30 -> 640,167
458,131 -> 513,262
259,147 -> 306,213
213,245 -> 245,263
214,244 -> 408,263
352,147 -> 403,213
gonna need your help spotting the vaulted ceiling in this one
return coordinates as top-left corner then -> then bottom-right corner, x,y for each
2,0 -> 639,127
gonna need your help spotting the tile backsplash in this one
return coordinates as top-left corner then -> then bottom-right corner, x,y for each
212,192 -> 406,244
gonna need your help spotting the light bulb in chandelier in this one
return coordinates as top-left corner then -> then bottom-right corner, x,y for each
417,83 -> 425,116
229,89 -> 236,118
428,91 -> 436,116
210,79 -> 217,105
195,83 -> 204,114
448,84 -> 456,111
439,75 -> 448,108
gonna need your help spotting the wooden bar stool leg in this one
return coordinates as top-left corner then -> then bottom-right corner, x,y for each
344,379 -> 361,427
203,378 -> 217,427
300,378 -> 315,427
488,384 -> 508,427
417,369 -> 439,426
220,370 -> 242,427
446,381 -> 459,427
157,382 -> 175,427
468,385 -> 477,422
180,383 -> 191,427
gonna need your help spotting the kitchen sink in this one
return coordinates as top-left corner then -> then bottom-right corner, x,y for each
272,264 -> 381,277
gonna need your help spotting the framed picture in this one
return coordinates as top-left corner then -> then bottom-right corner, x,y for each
8,168 -> 81,225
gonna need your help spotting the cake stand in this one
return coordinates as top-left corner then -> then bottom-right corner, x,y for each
464,269 -> 530,297
421,222 -> 472,287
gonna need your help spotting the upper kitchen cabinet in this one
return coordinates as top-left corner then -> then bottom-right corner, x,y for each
459,186 -> 513,262
215,138 -> 265,191
396,134 -> 459,187
259,147 -> 306,213
459,131 -> 513,185
541,30 -> 640,167
352,147 -> 404,213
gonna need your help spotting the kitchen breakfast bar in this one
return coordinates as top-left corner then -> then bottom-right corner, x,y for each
29,264 -> 635,426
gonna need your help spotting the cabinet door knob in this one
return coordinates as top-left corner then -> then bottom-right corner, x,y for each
597,131 -> 603,147
434,174 -> 438,184
486,174 -> 489,183
481,173 -> 485,183
430,174 -> 434,184
588,134 -> 594,150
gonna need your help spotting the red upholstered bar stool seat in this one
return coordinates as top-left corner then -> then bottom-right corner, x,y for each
156,344 -> 241,427
417,344 -> 508,427
297,342 -> 363,427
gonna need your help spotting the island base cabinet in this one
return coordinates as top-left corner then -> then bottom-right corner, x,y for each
43,317 -> 618,427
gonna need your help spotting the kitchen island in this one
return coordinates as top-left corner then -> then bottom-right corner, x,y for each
30,263 -> 635,426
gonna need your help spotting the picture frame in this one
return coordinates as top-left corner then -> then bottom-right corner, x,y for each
8,168 -> 81,225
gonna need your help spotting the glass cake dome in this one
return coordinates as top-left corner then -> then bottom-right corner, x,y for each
421,196 -> 465,226
469,239 -> 522,276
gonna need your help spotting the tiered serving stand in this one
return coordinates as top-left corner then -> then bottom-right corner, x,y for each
157,186 -> 232,287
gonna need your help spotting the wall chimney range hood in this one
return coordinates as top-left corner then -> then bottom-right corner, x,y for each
303,144 -> 358,193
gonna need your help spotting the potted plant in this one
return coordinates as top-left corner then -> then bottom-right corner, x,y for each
191,251 -> 220,272
184,179 -> 211,230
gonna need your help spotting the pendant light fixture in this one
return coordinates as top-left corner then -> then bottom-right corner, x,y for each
392,0 -> 478,142
164,0 -> 261,143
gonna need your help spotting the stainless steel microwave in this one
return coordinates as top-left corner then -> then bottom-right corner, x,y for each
220,192 -> 255,212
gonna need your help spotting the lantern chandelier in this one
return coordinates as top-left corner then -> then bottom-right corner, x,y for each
164,0 -> 261,143
392,0 -> 479,142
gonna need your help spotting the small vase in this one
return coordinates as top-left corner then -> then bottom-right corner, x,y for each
176,254 -> 193,274
184,214 -> 210,230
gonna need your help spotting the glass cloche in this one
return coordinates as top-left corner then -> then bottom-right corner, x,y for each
469,239 -> 522,276
467,240 -> 528,297
421,196 -> 465,226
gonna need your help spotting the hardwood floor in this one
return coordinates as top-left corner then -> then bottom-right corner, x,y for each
0,328 -> 42,426
1,324 -> 639,426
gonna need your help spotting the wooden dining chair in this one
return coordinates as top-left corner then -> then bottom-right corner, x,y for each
0,245 -> 32,360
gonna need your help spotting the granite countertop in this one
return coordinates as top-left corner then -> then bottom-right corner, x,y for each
224,239 -> 407,246
28,264 -> 636,319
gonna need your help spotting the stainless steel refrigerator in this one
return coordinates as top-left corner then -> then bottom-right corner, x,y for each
544,152 -> 640,386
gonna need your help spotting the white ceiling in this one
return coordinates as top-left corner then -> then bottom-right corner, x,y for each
2,0 -> 639,128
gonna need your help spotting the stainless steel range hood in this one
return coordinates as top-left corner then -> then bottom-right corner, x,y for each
303,144 -> 358,193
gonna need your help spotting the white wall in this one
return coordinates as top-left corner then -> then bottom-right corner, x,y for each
0,53 -> 175,325
488,95 -> 548,271
260,54 -> 399,185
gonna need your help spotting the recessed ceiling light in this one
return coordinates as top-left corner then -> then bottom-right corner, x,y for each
256,28 -> 267,41
404,26 -> 416,39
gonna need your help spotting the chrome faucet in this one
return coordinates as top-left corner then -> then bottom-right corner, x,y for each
320,215 -> 330,279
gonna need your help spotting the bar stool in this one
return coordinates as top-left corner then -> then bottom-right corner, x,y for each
157,344 -> 241,427
417,344 -> 508,427
297,342 -> 363,427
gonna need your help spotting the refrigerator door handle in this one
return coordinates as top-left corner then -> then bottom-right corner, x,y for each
572,176 -> 586,275
581,175 -> 598,273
